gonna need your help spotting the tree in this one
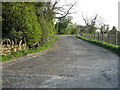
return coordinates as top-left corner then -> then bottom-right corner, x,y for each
82,14 -> 98,34
34,2 -> 56,45
104,24 -> 109,33
65,24 -> 78,35
97,16 -> 110,41
51,0 -> 78,19
2,2 -> 42,47
2,0 -> 77,50
96,16 -> 107,34
109,26 -> 117,34
77,25 -> 87,35
55,16 -> 72,34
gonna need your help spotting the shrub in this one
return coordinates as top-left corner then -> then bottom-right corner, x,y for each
2,2 -> 42,47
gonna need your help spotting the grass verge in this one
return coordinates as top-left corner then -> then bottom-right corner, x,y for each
1,37 -> 57,62
76,35 -> 120,56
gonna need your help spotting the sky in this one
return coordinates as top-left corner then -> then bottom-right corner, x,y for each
58,0 -> 119,30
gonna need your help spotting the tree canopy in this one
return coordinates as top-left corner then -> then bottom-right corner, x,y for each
2,1 -> 77,48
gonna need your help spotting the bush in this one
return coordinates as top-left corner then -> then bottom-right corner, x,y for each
2,2 -> 42,47
2,2 -> 57,61
35,3 -> 56,45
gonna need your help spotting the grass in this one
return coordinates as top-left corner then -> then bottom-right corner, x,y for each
82,34 -> 115,36
76,35 -> 120,56
1,37 -> 56,62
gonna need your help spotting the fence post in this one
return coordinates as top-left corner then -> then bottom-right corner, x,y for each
88,33 -> 89,38
90,33 -> 92,39
118,32 -> 120,46
94,32 -> 95,40
115,31 -> 117,45
108,33 -> 110,44
102,33 -> 104,42
98,33 -> 99,41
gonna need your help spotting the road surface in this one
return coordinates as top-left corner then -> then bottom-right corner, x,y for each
2,35 -> 118,88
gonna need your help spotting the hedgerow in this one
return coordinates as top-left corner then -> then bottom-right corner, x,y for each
2,2 -> 57,61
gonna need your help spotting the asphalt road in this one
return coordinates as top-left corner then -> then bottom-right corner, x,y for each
2,35 -> 118,88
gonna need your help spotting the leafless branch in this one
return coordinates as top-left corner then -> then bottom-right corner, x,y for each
82,13 -> 98,26
51,0 -> 61,11
51,0 -> 78,19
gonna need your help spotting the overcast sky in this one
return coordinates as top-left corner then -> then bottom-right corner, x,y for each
58,0 -> 119,30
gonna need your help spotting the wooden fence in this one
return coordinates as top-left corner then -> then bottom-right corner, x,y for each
80,33 -> 118,46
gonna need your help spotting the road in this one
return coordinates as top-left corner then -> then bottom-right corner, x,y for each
2,35 -> 118,88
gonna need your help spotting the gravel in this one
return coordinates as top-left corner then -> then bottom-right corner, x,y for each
2,35 -> 118,88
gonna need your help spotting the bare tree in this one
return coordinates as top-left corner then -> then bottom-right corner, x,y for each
104,24 -> 109,33
97,16 -> 108,41
82,14 -> 98,34
35,0 -> 77,21
50,0 -> 78,19
96,16 -> 106,33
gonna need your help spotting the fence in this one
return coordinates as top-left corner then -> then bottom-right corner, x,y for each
80,32 -> 118,46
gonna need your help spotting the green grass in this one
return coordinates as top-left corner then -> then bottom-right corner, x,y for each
82,34 -> 115,37
57,34 -> 68,37
76,35 -> 120,56
1,37 -> 56,62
